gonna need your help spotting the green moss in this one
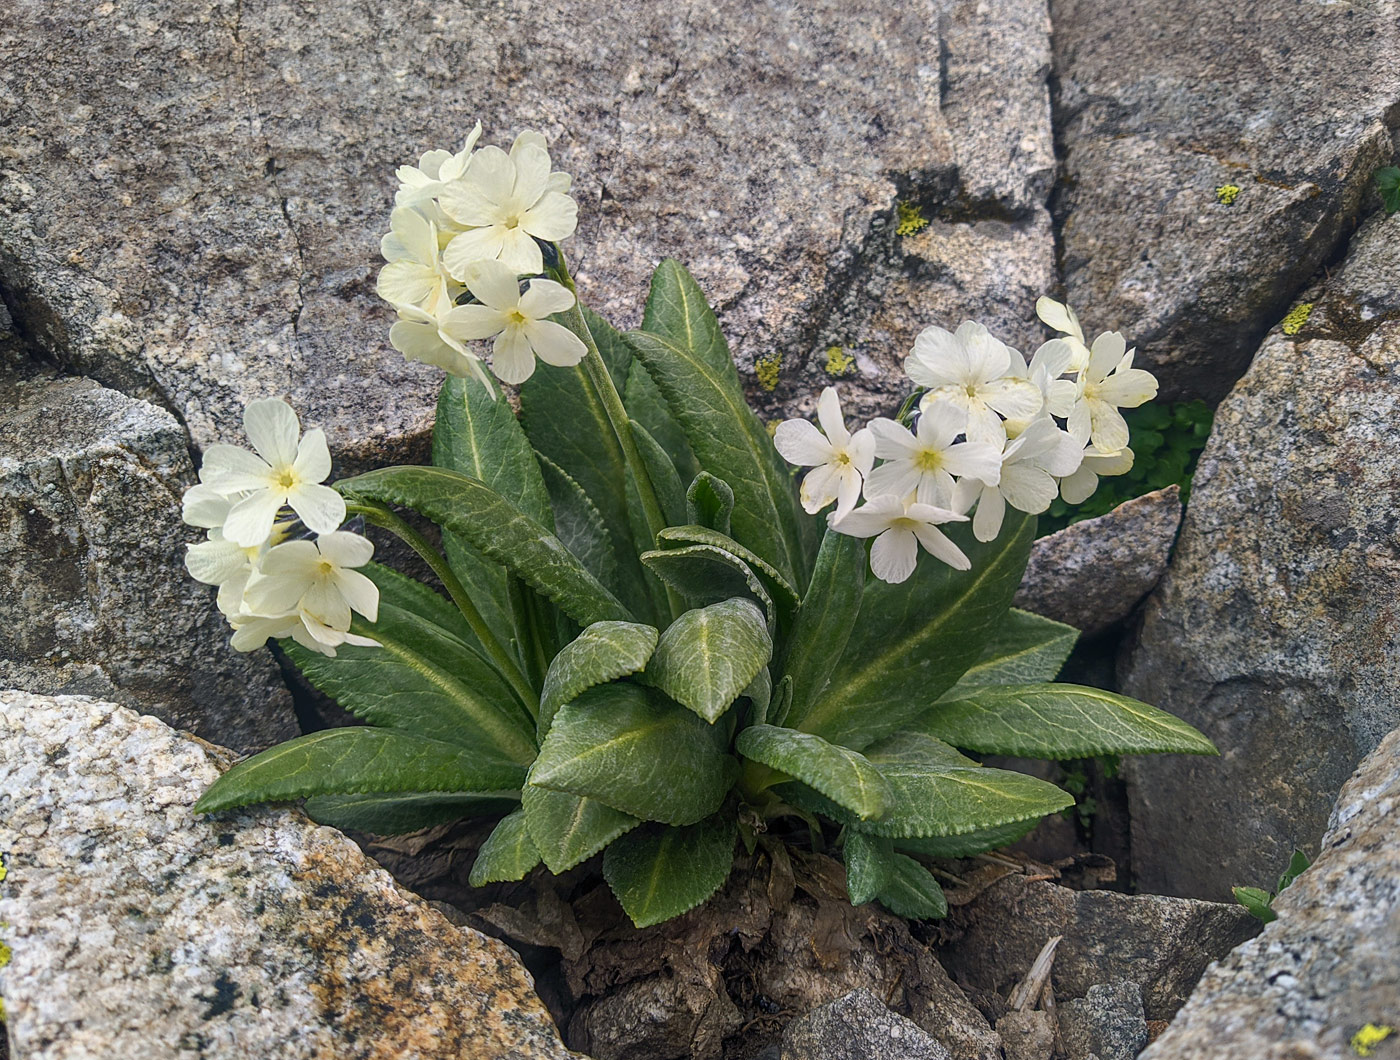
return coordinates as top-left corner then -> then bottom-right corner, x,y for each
895,201 -> 929,237
755,354 -> 782,392
824,346 -> 855,377
1281,302 -> 1314,336
1215,184 -> 1241,206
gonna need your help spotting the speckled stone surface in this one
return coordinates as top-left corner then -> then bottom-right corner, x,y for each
0,0 -> 1056,458
1121,211 -> 1400,899
0,690 -> 581,1060
1142,724 -> 1400,1060
1014,486 -> 1182,636
0,374 -> 294,754
1052,0 -> 1400,401
781,989 -> 953,1060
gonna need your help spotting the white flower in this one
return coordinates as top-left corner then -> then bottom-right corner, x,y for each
1009,338 -> 1080,427
1035,296 -> 1091,372
228,610 -> 379,658
864,403 -> 1001,510
238,531 -> 381,655
907,322 -> 1044,445
199,400 -> 346,548
439,132 -> 578,277
394,122 -> 483,209
440,260 -> 586,384
772,386 -> 875,520
831,493 -> 971,584
952,416 -> 1084,542
1059,445 -> 1135,505
1062,332 -> 1159,452
377,206 -> 460,313
388,281 -> 496,389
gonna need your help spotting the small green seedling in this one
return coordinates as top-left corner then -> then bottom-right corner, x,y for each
1232,848 -> 1311,924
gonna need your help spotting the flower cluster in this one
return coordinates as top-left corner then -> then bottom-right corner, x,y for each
376,125 -> 586,387
775,299 -> 1157,584
182,399 -> 380,657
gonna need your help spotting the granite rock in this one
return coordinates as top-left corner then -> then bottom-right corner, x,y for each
0,0 -> 1058,462
1058,980 -> 1149,1060
0,690 -> 579,1060
938,876 -> 1258,1022
1052,0 -> 1400,401
0,373 -> 294,754
1120,210 -> 1400,899
781,989 -> 953,1060
1014,486 -> 1182,636
1141,724 -> 1400,1060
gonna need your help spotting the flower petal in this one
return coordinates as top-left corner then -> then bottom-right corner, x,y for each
511,143 -> 553,208
518,278 -> 576,318
815,387 -> 850,447
867,417 -> 920,460
980,376 -> 1045,423
520,192 -> 578,242
376,261 -> 440,308
912,522 -> 972,569
523,319 -> 587,367
199,443 -> 271,488
870,527 -> 919,584
907,325 -> 968,387
491,327 -> 537,384
864,460 -> 922,500
243,399 -> 301,470
943,441 -> 1003,485
460,258 -> 523,311
222,489 -> 285,548
1035,296 -> 1083,342
496,226 -> 545,275
182,483 -> 234,529
442,226 -> 507,279
316,530 -> 375,568
184,538 -> 248,585
1088,399 -> 1130,453
773,419 -> 832,467
334,568 -> 381,622
1059,465 -> 1098,505
292,428 -> 332,484
1095,368 -> 1159,409
287,481 -> 347,535
442,303 -> 509,342
799,462 -> 842,514
1087,330 -> 1127,382
999,464 -> 1058,515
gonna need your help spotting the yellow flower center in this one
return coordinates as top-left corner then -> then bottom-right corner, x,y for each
506,308 -> 529,326
914,449 -> 944,473
890,516 -> 919,531
318,559 -> 336,575
276,470 -> 298,490
834,450 -> 851,467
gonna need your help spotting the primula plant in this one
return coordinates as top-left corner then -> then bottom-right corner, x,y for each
186,125 -> 1215,928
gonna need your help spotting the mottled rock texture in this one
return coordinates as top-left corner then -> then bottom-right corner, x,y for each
0,690 -> 579,1060
0,374 -> 294,753
939,876 -> 1258,1022
1142,724 -> 1400,1060
1052,0 -> 1400,401
1058,980 -> 1149,1060
1015,486 -> 1181,635
0,0 -> 1057,458
781,990 -> 953,1060
1121,211 -> 1400,899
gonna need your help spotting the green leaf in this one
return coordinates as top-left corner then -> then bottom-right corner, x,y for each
941,609 -> 1079,694
742,667 -> 772,723
625,356 -> 698,484
648,599 -> 773,723
538,620 -> 660,737
338,466 -> 632,627
520,307 -> 654,621
631,418 -> 688,527
779,529 -> 867,728
781,732 -> 1073,839
1376,165 -> 1400,215
303,792 -> 513,835
919,683 -> 1219,759
842,831 -> 890,905
362,561 -> 471,643
521,783 -> 640,874
538,454 -> 620,593
284,602 -> 536,766
736,725 -> 892,820
1277,848 -> 1312,893
469,808 -> 541,886
642,543 -> 776,625
603,814 -> 737,928
624,260 -> 814,589
875,852 -> 948,920
686,472 -> 734,535
895,818 -> 1040,859
801,513 -> 1036,749
1232,886 -> 1277,924
656,525 -> 800,618
531,683 -> 739,825
194,729 -> 527,814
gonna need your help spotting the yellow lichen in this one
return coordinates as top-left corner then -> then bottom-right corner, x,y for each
895,200 -> 929,236
0,939 -> 9,970
755,354 -> 782,392
1215,184 -> 1241,206
824,345 -> 855,377
765,418 -> 780,438
1281,302 -> 1314,336
1352,1025 -> 1395,1057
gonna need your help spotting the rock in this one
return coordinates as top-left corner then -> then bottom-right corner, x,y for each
1141,724 -> 1400,1060
1052,0 -> 1400,401
1058,981 -> 1149,1060
0,374 -> 294,754
0,0 -> 1057,461
553,851 -> 1000,1060
1014,486 -> 1182,635
1120,211 -> 1400,899
938,876 -> 1258,1022
0,690 -> 579,1060
995,1009 -> 1056,1060
781,989 -> 953,1060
